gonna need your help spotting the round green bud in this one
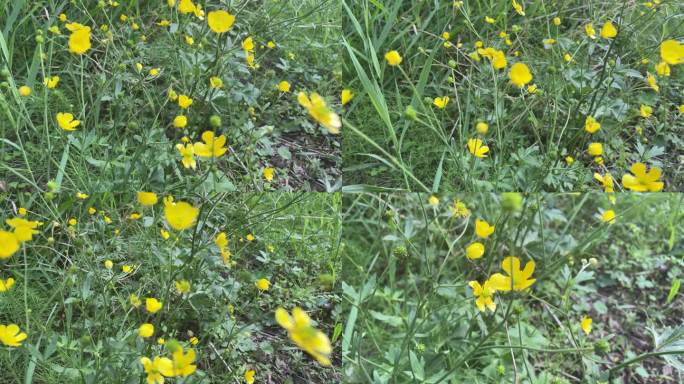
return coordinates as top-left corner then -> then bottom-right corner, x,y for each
500,192 -> 523,212
405,105 -> 417,120
209,115 -> 222,128
594,339 -> 610,354
448,59 -> 457,68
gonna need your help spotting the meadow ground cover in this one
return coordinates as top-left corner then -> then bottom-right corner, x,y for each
342,0 -> 684,192
342,192 -> 684,383
0,191 -> 342,383
1,0 -> 342,193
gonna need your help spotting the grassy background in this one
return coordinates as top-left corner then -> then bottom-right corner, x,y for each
342,0 -> 684,192
0,0 -> 342,193
0,191 -> 342,383
341,192 -> 684,383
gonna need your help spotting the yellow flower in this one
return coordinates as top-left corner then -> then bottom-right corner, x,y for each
157,20 -> 170,27
679,105 -> 684,113
478,47 -> 507,69
0,324 -> 28,347
600,21 -> 617,38
467,138 -> 489,158
129,212 -> 142,220
76,191 -> 89,199
465,242 -> 485,260
194,131 -> 228,158
175,280 -> 191,294
246,233 -> 255,242
215,232 -> 228,249
185,35 -> 194,45
655,61 -> 670,76
149,68 -> 159,77
171,347 -> 197,377
489,256 -> 536,291
244,369 -> 256,384
140,356 -> 174,384
176,143 -> 196,170
255,278 -> 270,291
509,62 -> 532,87
564,53 -> 573,62
485,16 -> 495,24
475,121 -> 489,135
56,112 -> 80,131
207,10 -> 235,33
88,207 -> 97,215
43,76 -> 60,89
263,167 -> 275,182
146,298 -> 163,313
584,116 -> 601,133
209,76 -> 223,88
65,23 -> 92,54
553,17 -> 561,26
6,218 -> 41,242
277,81 -> 291,92
103,215 -> 112,224
122,265 -> 133,273
594,172 -> 615,193
511,0 -> 524,16
585,23 -> 596,39
0,277 -> 16,292
587,142 -> 603,157
433,96 -> 449,109
275,307 -> 332,366
660,39 -> 684,65
601,209 -> 616,224
475,219 -> 495,238
157,337 -> 165,345
640,104 -> 653,118
267,41 -> 276,49
59,13 -> 67,22
451,199 -> 471,218
173,115 -> 188,129
163,197 -> 199,230
18,85 -> 31,97
621,162 -> 664,192
178,0 -> 197,14
297,92 -> 341,134
646,72 -> 659,92
68,218 -> 77,226
469,279 -> 497,312
130,293 -> 141,307
160,229 -> 170,240
18,208 -> 27,216
189,336 -> 199,345
178,95 -> 193,109
104,259 -> 113,269
341,89 -> 354,106
384,50 -> 402,66
428,195 -> 439,206
137,192 -> 158,206
581,316 -> 592,335
139,323 -> 155,338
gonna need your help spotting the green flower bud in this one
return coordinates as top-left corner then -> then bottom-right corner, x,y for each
209,115 -> 222,128
405,105 -> 417,120
448,59 -> 457,68
500,192 -> 523,212
594,339 -> 610,355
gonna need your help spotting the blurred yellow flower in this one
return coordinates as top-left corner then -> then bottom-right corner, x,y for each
139,323 -> 154,338
18,85 -> 31,97
646,72 -> 659,92
173,115 -> 188,128
209,76 -> 223,88
171,347 -> 197,377
467,138 -> 489,158
104,260 -> 113,269
137,192 -> 158,206
428,195 -> 439,206
465,242 -> 485,260
341,89 -> 354,106
256,278 -> 270,291
175,280 -> 191,294
130,293 -> 141,307
640,104 -> 653,118
384,50 -> 402,66
581,316 -> 592,334
146,298 -> 163,313
600,21 -> 617,38
476,121 -> 489,135
275,307 -> 332,366
0,324 -> 27,347
489,256 -> 536,291
660,39 -> 684,65
512,0 -> 524,16
655,61 -> 670,76
298,92 -> 341,134
585,23 -> 596,39
601,209 -> 616,224
163,197 -> 198,230
587,142 -> 603,156
66,23 -> 91,54
122,265 -> 133,273
0,277 -> 15,292
553,17 -> 561,26
622,162 -> 664,192
584,116 -> 601,133
469,280 -> 497,312
433,96 -> 449,109
6,218 -> 41,242
176,143 -> 196,170
178,95 -> 193,109
277,80 -> 291,92
207,10 -> 235,33
509,62 -> 532,87
43,76 -> 60,89
57,112 -> 80,131
263,167 -> 275,182
140,356 -> 173,384
475,218 -> 495,238
194,131 -> 228,158
244,369 -> 256,384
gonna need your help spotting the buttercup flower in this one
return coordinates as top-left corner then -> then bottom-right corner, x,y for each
163,196 -> 199,230
0,324 -> 27,347
585,23 -> 596,39
469,280 -> 497,312
171,347 -> 197,377
621,162 -> 664,192
475,219 -> 495,238
385,50 -> 402,66
640,105 -> 653,118
465,242 -> 485,260
193,131 -> 228,158
139,323 -> 155,338
646,72 -> 659,92
66,23 -> 91,54
137,192 -> 158,206
660,39 -> 684,65
0,277 -> 15,292
178,95 -> 193,109
140,356 -> 173,384
584,116 -> 600,133
263,167 -> 275,182
57,112 -> 80,131
0,231 -> 20,259
467,138 -> 489,158
433,96 -> 449,109
600,21 -> 617,38
341,89 -> 354,106
655,61 -> 670,76
298,92 -> 341,134
511,0 -> 524,16
146,298 -> 163,313
581,316 -> 592,335
489,256 -> 536,291
587,142 -> 603,157
43,76 -> 60,89
244,369 -> 256,384
209,76 -> 223,88
275,307 -> 332,366
255,278 -> 270,291
175,280 -> 191,294
207,10 -> 235,33
594,173 -> 615,193
601,209 -> 616,224
277,81 -> 291,93
6,218 -> 41,242
176,143 -> 196,170
509,62 -> 532,87
476,122 -> 489,134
